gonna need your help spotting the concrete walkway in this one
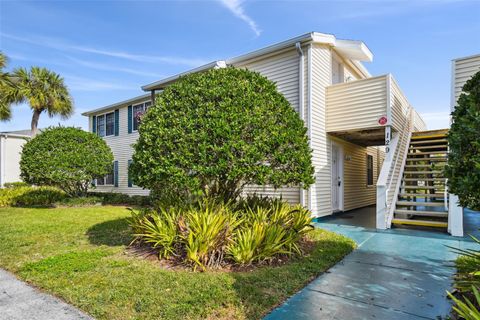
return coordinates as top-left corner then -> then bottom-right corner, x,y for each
0,269 -> 92,320
265,208 -> 480,320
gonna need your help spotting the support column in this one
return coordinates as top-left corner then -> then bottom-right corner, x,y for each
448,194 -> 464,237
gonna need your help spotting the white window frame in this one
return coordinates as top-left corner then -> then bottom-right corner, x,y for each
96,111 -> 115,137
132,100 -> 152,132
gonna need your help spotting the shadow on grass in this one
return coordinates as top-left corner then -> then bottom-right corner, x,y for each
86,217 -> 132,247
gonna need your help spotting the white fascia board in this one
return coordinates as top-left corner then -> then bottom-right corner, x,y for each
141,61 -> 226,91
452,53 -> 480,62
227,32 -> 336,65
81,93 -> 151,116
0,133 -> 31,139
334,39 -> 373,62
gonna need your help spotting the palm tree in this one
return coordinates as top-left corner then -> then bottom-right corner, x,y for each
10,66 -> 73,135
0,52 -> 18,121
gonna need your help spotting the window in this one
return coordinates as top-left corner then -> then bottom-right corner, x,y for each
97,114 -> 105,137
106,112 -> 115,136
96,163 -> 115,186
96,112 -> 115,137
367,155 -> 374,186
132,101 -> 151,131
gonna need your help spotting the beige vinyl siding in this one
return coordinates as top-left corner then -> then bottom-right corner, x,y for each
234,47 -> 302,204
390,77 -> 411,132
332,137 -> 383,211
89,105 -> 150,196
310,44 -> 332,216
326,75 -> 387,132
453,54 -> 480,108
412,108 -> 427,132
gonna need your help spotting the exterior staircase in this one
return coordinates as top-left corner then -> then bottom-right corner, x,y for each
392,129 -> 449,229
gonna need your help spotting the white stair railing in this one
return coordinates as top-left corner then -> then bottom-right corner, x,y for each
376,107 -> 413,229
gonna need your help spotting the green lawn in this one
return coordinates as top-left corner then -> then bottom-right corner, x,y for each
0,206 -> 355,320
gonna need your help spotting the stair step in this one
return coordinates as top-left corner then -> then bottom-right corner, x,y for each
403,178 -> 445,182
399,193 -> 444,198
404,171 -> 443,174
410,144 -> 448,150
404,164 -> 445,168
406,157 -> 447,161
395,208 -> 448,216
392,218 -> 448,228
410,139 -> 448,145
396,201 -> 445,207
408,151 -> 448,155
403,186 -> 445,190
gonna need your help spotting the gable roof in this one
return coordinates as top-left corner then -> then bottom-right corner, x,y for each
141,32 -> 372,91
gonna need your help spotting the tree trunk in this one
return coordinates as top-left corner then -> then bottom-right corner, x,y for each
31,109 -> 42,136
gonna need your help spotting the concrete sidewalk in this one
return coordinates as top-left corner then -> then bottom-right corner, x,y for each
0,269 -> 92,320
265,208 -> 480,320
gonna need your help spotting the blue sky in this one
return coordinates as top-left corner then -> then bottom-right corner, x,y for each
1,0 -> 479,132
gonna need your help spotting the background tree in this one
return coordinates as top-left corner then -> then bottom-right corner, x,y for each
445,70 -> 480,210
20,127 -> 114,197
130,67 -> 314,202
0,52 -> 19,120
8,66 -> 73,135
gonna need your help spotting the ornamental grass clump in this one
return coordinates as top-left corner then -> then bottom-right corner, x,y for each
129,197 -> 314,271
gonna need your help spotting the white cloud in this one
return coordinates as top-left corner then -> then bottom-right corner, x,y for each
218,0 -> 261,36
1,33 -> 209,67
420,111 -> 451,130
63,75 -> 133,92
66,57 -> 163,78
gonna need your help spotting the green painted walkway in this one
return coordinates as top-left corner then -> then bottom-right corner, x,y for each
265,208 -> 479,320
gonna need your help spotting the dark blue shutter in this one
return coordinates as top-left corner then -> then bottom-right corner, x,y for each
127,105 -> 132,133
113,161 -> 119,187
92,116 -> 97,134
127,160 -> 132,187
114,109 -> 119,136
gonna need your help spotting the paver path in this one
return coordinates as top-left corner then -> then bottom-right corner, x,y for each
0,269 -> 92,320
265,209 -> 479,320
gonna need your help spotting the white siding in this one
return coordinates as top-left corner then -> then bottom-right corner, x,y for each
0,136 -> 28,186
310,44 -> 332,216
326,75 -> 388,132
234,48 -> 302,204
89,105 -> 150,196
452,54 -> 480,109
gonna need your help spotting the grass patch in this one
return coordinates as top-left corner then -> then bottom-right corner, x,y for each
0,206 -> 354,319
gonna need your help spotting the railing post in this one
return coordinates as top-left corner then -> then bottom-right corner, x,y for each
384,125 -> 392,162
376,185 -> 387,229
448,194 -> 464,237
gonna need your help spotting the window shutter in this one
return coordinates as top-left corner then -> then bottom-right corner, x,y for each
114,161 -> 119,187
127,105 -> 133,133
92,116 -> 97,134
114,109 -> 120,136
128,160 -> 133,187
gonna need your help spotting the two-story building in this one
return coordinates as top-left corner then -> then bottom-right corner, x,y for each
83,32 -> 442,231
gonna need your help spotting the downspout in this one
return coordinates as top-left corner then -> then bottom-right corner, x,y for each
307,44 -> 313,212
150,89 -> 156,105
295,42 -> 306,208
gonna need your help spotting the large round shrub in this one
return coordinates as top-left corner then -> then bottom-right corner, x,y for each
20,127 -> 113,197
446,71 -> 480,210
131,67 -> 314,201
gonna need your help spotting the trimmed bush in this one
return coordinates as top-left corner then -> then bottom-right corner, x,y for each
130,67 -> 314,203
20,127 -> 113,197
129,197 -> 314,270
87,192 -> 152,206
0,186 -> 66,207
3,182 -> 28,189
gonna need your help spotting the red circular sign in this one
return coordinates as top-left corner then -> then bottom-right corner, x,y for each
378,116 -> 388,125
